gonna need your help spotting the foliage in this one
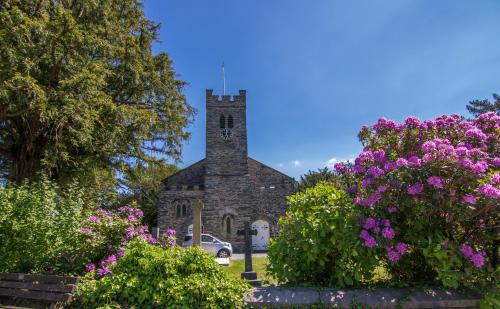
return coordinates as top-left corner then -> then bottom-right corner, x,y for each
117,162 -> 179,227
349,112 -> 499,288
268,183 -> 379,287
0,178 -> 90,274
0,177 -> 162,275
297,167 -> 337,192
0,0 -> 194,185
73,239 -> 248,309
297,165 -> 356,193
467,93 -> 500,117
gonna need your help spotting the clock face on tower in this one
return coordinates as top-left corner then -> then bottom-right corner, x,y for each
220,128 -> 232,140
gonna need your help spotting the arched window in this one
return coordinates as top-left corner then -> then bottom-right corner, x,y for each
176,204 -> 181,217
181,204 -> 187,217
219,115 -> 226,128
227,115 -> 234,128
226,217 -> 231,234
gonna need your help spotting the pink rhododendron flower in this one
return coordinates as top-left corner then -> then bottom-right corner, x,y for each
470,252 -> 485,268
387,250 -> 400,262
88,215 -> 100,223
135,209 -> 144,217
427,176 -> 444,189
404,116 -> 420,127
334,162 -> 348,174
465,128 -> 487,142
363,218 -> 377,230
407,183 -> 423,195
492,173 -> 500,185
395,158 -> 408,168
359,229 -> 370,240
460,244 -> 473,258
477,184 -> 500,199
163,229 -> 176,235
97,267 -> 112,277
363,193 -> 381,206
373,150 -> 387,164
364,236 -> 377,248
387,205 -> 398,213
462,194 -> 477,204
127,214 -> 138,222
384,162 -> 398,172
362,178 -> 373,188
367,166 -> 385,178
492,158 -> 500,167
471,161 -> 488,174
86,263 -> 96,272
381,227 -> 395,239
81,227 -> 92,234
421,141 -> 436,153
395,242 -> 408,254
408,156 -> 422,167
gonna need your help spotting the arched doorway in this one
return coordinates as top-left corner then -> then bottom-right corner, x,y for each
251,220 -> 270,251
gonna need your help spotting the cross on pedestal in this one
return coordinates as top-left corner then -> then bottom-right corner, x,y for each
237,221 -> 261,286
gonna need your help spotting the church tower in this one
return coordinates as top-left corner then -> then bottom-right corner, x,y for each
205,89 -> 248,176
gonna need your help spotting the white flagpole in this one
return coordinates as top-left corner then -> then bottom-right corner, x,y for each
222,62 -> 226,95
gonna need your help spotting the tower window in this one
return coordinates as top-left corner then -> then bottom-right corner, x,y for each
176,204 -> 181,217
226,217 -> 231,234
181,204 -> 187,217
227,115 -> 234,128
219,115 -> 226,128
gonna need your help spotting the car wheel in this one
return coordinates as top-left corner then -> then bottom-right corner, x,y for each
217,249 -> 230,258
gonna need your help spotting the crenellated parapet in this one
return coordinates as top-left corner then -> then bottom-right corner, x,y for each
206,89 -> 246,106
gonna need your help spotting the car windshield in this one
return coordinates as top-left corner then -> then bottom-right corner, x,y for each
184,235 -> 192,242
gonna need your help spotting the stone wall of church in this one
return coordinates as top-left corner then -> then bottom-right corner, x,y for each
157,185 -> 204,241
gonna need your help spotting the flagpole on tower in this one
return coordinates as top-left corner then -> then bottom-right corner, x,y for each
222,62 -> 226,95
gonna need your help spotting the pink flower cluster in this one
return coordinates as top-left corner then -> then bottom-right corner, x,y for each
459,244 -> 486,268
359,217 -> 407,262
81,206 -> 174,278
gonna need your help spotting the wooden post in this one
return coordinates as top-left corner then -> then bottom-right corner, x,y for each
191,199 -> 203,247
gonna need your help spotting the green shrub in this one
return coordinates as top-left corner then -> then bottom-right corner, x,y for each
0,178 -> 91,274
73,239 -> 248,308
268,183 -> 379,287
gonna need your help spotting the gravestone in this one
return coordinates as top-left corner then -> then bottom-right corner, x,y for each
237,222 -> 262,286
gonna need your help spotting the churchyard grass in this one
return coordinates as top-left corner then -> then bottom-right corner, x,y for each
223,256 -> 278,286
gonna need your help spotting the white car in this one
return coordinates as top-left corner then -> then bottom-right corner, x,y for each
182,233 -> 233,258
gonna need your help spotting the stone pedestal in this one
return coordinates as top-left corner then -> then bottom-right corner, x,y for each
241,272 -> 262,287
191,199 -> 203,247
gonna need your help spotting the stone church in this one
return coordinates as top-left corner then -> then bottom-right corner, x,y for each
157,89 -> 295,252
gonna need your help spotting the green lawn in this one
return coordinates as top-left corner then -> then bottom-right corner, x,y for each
223,256 -> 278,286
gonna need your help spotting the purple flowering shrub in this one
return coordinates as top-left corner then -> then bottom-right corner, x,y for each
344,112 -> 499,288
81,206 -> 177,277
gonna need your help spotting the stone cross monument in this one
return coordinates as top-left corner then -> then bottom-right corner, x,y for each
237,221 -> 261,286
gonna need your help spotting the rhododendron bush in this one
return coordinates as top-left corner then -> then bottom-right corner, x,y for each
270,112 -> 498,290
343,112 -> 499,288
0,178 -> 174,276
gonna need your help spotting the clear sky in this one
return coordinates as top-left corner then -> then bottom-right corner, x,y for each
143,0 -> 500,179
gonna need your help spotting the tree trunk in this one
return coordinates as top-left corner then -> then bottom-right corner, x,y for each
11,142 -> 41,185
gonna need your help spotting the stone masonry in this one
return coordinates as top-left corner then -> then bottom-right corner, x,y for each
157,90 -> 295,252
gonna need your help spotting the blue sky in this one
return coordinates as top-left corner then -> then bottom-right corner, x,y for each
143,0 -> 500,179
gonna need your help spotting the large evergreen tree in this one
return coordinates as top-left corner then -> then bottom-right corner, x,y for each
0,0 -> 194,185
466,93 -> 500,117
